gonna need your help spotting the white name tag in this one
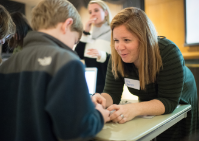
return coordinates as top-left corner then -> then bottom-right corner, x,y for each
124,78 -> 140,90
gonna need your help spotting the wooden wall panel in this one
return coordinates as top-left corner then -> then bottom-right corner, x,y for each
145,0 -> 199,59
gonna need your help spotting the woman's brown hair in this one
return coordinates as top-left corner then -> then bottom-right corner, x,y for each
110,7 -> 162,90
0,5 -> 16,40
8,12 -> 32,48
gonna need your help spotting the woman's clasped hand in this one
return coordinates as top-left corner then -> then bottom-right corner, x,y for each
92,94 -> 138,124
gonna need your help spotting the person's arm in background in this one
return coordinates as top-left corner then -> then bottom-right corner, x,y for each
74,17 -> 96,59
87,48 -> 110,63
46,60 -> 110,141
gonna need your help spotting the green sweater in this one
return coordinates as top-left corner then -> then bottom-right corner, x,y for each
103,37 -> 198,140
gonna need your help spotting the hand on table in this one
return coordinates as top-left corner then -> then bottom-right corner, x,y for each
107,104 -> 137,124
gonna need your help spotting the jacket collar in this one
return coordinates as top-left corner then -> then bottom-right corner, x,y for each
23,31 -> 75,54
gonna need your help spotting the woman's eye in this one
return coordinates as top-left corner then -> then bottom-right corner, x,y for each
114,40 -> 119,43
124,39 -> 130,42
94,9 -> 99,12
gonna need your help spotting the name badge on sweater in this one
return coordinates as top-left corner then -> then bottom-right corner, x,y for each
124,78 -> 140,90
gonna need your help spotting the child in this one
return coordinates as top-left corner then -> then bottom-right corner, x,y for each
0,0 -> 110,141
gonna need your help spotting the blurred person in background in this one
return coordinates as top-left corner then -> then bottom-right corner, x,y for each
8,11 -> 32,54
0,4 -> 15,63
75,0 -> 112,93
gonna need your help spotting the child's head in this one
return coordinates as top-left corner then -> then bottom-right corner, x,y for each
31,0 -> 83,38
0,4 -> 16,45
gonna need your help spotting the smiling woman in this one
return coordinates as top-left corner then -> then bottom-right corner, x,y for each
92,7 -> 199,141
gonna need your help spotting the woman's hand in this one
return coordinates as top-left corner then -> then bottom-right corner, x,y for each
107,104 -> 138,124
92,93 -> 106,108
84,17 -> 97,32
86,49 -> 101,59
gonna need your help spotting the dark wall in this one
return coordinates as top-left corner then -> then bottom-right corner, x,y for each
186,59 -> 199,108
0,0 -> 25,14
122,0 -> 145,10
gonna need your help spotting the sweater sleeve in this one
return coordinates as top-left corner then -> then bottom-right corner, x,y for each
103,58 -> 124,104
97,50 -> 107,63
156,42 -> 185,114
45,60 -> 104,140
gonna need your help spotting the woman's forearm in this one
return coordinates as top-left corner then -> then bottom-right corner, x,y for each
101,93 -> 113,108
100,93 -> 165,117
130,99 -> 165,116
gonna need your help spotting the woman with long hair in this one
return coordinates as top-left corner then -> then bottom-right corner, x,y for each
92,7 -> 198,141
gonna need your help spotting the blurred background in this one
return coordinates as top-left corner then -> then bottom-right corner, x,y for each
0,0 -> 198,101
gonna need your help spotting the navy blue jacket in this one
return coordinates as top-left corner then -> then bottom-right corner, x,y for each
0,31 -> 104,141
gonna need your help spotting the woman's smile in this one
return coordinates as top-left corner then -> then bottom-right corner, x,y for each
120,53 -> 128,58
113,24 -> 140,66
